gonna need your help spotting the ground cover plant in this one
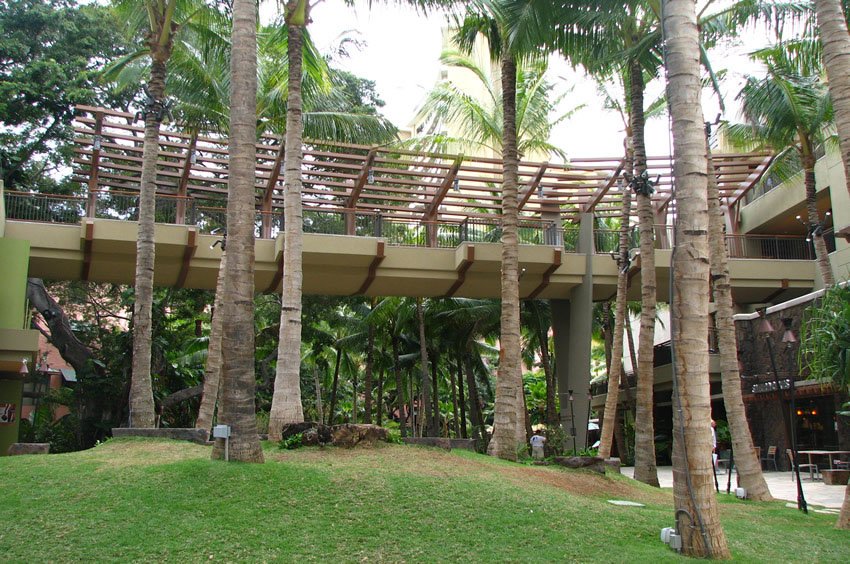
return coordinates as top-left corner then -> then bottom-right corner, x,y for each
0,438 -> 847,562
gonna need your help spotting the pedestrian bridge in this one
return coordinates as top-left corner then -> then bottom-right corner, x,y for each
2,191 -> 816,304
0,105 -> 818,304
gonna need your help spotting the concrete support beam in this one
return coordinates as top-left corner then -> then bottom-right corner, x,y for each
552,213 -> 594,451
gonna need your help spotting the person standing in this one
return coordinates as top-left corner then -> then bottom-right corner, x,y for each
530,429 -> 547,460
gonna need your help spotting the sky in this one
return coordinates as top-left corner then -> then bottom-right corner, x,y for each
262,1 -> 771,160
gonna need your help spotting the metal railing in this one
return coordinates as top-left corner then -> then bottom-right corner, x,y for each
3,191 -> 813,258
3,191 -> 85,224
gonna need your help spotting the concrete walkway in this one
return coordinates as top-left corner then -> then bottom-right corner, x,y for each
621,466 -> 845,511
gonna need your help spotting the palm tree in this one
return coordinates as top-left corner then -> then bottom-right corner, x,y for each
663,0 -> 728,556
195,250 -> 226,437
598,183 -> 632,460
409,50 -> 571,159
210,0 -> 263,463
111,0 -> 212,428
451,3 -> 551,461
725,44 -> 835,286
814,0 -> 850,201
705,143 -> 772,501
267,0 -> 311,440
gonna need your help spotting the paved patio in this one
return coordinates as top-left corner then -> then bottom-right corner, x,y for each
621,466 -> 846,511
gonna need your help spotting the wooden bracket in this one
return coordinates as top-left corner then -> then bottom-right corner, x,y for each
527,249 -> 562,299
82,221 -> 94,281
265,252 -> 284,294
175,228 -> 198,288
354,241 -> 386,295
444,245 -> 475,297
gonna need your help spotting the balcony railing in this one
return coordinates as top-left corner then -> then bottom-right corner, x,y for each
3,191 -> 812,258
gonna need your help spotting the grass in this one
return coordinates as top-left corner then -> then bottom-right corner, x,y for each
0,438 -> 847,562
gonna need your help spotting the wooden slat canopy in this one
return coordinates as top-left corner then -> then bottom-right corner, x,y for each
72,106 -> 773,224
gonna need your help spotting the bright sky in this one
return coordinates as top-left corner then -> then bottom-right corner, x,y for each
261,0 -> 773,160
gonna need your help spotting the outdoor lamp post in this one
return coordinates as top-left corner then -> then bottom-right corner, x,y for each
758,312 -> 807,513
568,389 -> 577,453
781,318 -> 807,513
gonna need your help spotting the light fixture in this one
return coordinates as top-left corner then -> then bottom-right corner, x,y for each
781,318 -> 797,344
537,184 -> 544,198
92,136 -> 102,151
756,314 -> 774,335
19,359 -> 28,375
189,150 -> 197,164
453,177 -> 459,191
367,171 -> 374,184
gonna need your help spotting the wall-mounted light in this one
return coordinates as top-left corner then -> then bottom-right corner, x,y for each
453,178 -> 460,191
367,171 -> 374,184
19,359 -> 28,375
92,136 -> 102,151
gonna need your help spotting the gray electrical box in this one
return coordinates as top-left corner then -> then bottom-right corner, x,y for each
213,424 -> 231,439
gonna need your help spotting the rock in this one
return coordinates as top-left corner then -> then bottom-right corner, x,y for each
552,455 -> 619,474
7,443 -> 50,456
280,422 -> 332,446
331,424 -> 389,448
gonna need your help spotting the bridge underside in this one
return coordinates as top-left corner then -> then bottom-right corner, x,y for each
8,218 -> 815,304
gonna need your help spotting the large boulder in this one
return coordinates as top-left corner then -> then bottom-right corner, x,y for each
7,443 -> 50,456
552,456 -> 621,474
280,422 -> 332,446
331,424 -> 389,448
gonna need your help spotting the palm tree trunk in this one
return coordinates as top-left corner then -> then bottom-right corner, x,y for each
268,7 -> 309,440
328,347 -> 342,425
489,53 -> 521,461
211,0 -> 263,463
802,160 -> 835,286
707,145 -> 772,501
376,364 -> 384,427
416,298 -> 432,435
465,355 -> 484,443
630,59 -> 659,486
602,302 -> 613,372
196,250 -> 227,436
431,353 -> 440,436
663,0 -> 728,555
392,335 -> 406,437
450,357 -> 460,437
815,0 -> 850,202
364,301 -> 375,424
598,185 -> 631,460
129,55 -> 167,429
313,365 -> 324,423
458,353 -> 468,438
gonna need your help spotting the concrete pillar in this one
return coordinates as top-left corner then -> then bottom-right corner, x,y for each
551,213 -> 594,452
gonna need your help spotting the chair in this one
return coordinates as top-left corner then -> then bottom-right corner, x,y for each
716,449 -> 732,474
786,449 -> 819,481
761,446 -> 778,471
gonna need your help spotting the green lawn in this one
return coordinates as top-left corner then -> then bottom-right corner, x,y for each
0,438 -> 847,562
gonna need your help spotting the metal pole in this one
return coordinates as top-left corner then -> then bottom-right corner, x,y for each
766,337 -> 806,512
786,341 -> 808,513
568,390 -> 577,454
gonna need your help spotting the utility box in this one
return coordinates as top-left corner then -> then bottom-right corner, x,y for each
212,425 -> 231,439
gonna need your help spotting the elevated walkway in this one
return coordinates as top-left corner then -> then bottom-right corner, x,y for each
4,210 -> 816,303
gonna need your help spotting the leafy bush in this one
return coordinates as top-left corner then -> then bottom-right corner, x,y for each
278,433 -> 303,450
256,410 -> 270,434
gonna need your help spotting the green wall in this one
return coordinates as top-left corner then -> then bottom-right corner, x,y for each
0,238 -> 30,330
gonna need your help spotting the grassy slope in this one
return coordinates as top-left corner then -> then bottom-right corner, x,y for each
0,439 -> 847,562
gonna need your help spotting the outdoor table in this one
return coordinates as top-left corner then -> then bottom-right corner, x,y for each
797,450 -> 850,473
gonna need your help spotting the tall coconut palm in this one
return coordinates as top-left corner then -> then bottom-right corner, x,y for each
111,0 -> 213,428
598,182 -> 633,460
267,0 -> 311,441
451,2 -> 553,461
663,0 -> 728,556
210,0 -> 263,462
814,0 -> 850,201
725,44 -> 835,286
195,250 -> 226,436
705,141 -> 772,501
409,50 -> 572,159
